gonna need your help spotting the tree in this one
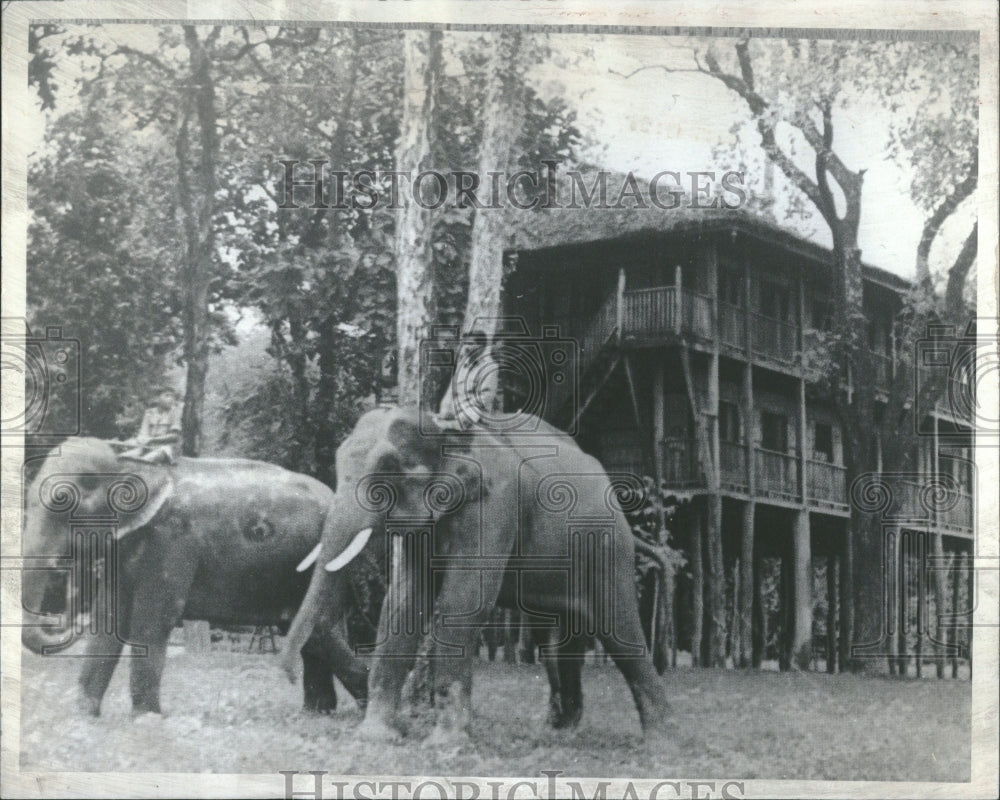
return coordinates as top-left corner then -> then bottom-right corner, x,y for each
395,30 -> 444,407
462,32 -> 525,333
27,104 -> 184,438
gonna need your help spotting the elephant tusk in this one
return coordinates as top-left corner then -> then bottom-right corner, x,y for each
296,543 -> 322,573
324,528 -> 373,572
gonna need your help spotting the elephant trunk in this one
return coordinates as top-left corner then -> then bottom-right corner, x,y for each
20,547 -> 71,654
280,493 -> 376,682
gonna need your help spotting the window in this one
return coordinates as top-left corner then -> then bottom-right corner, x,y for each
720,401 -> 741,443
813,422 -> 834,463
761,411 -> 788,452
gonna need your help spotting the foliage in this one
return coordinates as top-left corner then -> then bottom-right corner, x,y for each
26,105 -> 185,438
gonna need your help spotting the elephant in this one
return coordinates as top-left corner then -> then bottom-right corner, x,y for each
20,437 -> 372,717
280,406 -> 670,742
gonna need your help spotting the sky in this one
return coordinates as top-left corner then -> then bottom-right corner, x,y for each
30,25 -> 977,282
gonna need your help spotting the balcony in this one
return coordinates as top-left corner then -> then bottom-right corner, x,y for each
807,459 -> 848,509
621,286 -> 714,342
754,447 -> 799,502
892,479 -> 974,533
751,312 -> 798,364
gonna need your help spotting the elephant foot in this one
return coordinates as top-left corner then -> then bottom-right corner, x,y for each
551,705 -> 582,730
303,691 -> 338,715
356,715 -> 403,743
76,690 -> 102,717
131,709 -> 164,724
424,723 -> 471,751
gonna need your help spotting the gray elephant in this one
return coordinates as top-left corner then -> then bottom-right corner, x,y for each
281,406 -> 670,742
21,438 -> 371,717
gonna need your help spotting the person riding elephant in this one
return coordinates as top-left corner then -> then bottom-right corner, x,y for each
120,386 -> 183,465
280,405 -> 670,743
21,437 -> 374,717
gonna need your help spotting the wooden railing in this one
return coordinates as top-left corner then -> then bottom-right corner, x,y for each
754,447 -> 799,500
719,441 -> 749,491
751,312 -> 798,363
719,302 -> 746,351
807,459 -> 847,507
620,286 -> 714,342
682,290 -> 714,339
892,479 -> 973,532
622,286 -> 676,338
660,438 -> 703,487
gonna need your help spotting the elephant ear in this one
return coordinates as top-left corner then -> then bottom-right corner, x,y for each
109,473 -> 174,539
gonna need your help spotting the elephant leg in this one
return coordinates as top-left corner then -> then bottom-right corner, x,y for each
77,621 -> 128,717
77,578 -> 133,716
427,567 -> 511,743
358,539 -> 422,741
535,628 -> 562,726
127,538 -> 198,716
552,632 -> 585,729
128,634 -> 168,715
598,615 -> 671,736
321,626 -> 370,709
301,644 -> 338,714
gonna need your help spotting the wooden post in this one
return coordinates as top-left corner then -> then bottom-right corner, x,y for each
752,550 -> 765,668
792,509 -> 813,670
674,265 -> 683,336
950,549 -> 960,678
779,552 -> 792,671
897,532 -> 909,677
184,620 -> 211,654
839,518 -> 853,670
827,552 -> 838,673
740,500 -> 755,668
690,502 -> 704,667
616,266 -> 626,341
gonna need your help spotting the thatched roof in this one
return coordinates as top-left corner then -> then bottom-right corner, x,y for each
503,172 -> 910,293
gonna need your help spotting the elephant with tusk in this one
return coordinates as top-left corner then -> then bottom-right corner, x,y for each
280,406 -> 671,743
20,438 -> 373,717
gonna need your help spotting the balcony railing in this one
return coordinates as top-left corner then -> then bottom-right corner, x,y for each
807,459 -> 847,507
751,312 -> 798,364
892,479 -> 974,532
754,447 -> 799,501
621,286 -> 677,337
660,438 -> 703,487
620,286 -> 714,342
719,302 -> 747,351
719,440 -> 749,491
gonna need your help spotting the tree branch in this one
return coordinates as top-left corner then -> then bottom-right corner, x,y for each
916,147 -> 978,282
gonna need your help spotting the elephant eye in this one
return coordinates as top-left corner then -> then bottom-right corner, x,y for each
376,452 -> 401,474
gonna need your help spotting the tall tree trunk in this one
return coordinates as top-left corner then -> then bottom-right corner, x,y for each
462,32 -> 524,335
395,29 -> 443,407
176,26 -> 219,457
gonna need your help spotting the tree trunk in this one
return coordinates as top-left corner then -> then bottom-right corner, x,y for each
176,26 -> 219,457
463,32 -> 524,335
395,29 -> 443,407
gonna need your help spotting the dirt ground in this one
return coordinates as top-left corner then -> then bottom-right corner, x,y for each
17,644 -> 970,781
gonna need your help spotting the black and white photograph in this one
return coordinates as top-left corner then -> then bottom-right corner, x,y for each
1,2 -> 997,798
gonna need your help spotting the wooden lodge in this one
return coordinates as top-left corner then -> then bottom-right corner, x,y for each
502,210 -> 975,674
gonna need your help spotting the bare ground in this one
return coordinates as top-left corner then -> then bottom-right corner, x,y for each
17,646 -> 970,781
